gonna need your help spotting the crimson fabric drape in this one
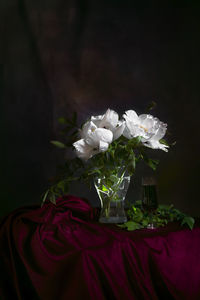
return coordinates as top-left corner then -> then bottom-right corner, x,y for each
1,195 -> 200,300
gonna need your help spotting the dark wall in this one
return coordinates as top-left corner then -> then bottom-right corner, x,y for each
1,0 -> 200,218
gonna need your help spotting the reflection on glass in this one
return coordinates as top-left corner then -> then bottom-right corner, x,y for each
142,177 -> 158,229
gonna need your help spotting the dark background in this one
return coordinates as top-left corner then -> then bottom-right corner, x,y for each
0,0 -> 200,218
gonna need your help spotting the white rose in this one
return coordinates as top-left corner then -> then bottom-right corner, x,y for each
123,110 -> 168,151
73,121 -> 113,160
91,108 -> 125,140
143,124 -> 169,152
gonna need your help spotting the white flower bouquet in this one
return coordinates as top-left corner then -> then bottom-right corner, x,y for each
73,108 -> 169,161
43,106 -> 170,213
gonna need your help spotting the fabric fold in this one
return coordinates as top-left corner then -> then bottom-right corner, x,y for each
0,195 -> 200,300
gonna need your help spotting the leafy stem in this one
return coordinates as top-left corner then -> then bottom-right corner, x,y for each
119,202 -> 195,231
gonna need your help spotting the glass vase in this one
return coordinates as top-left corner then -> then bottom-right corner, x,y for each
94,167 -> 130,223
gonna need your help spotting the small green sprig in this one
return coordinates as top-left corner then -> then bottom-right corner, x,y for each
119,201 -> 195,231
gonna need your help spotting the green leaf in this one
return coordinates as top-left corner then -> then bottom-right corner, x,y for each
110,175 -> 118,183
181,217 -> 195,230
58,117 -> 67,124
158,204 -> 172,210
41,189 -> 49,207
171,141 -> 177,146
130,136 -> 142,147
134,200 -> 142,207
142,219 -> 149,226
102,185 -> 108,192
159,139 -> 170,146
49,193 -> 56,205
124,221 -> 141,231
51,141 -> 66,149
110,149 -> 115,158
133,210 -> 143,222
146,101 -> 157,113
146,158 -> 159,171
122,202 -> 195,232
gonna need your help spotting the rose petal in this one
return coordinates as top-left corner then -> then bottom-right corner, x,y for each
113,121 -> 125,140
73,139 -> 97,160
123,125 -> 133,139
81,121 -> 97,139
123,110 -> 139,123
85,128 -> 113,147
99,140 -> 109,152
93,128 -> 113,143
139,114 -> 155,131
151,123 -> 167,141
125,120 -> 144,138
91,114 -> 104,127
144,140 -> 169,152
99,108 -> 119,130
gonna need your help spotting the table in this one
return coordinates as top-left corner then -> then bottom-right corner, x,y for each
0,195 -> 200,300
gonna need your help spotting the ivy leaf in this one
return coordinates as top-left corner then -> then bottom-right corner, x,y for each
146,158 -> 159,171
133,208 -> 143,222
124,221 -> 141,231
120,202 -> 195,232
142,219 -> 149,226
51,141 -> 66,149
181,216 -> 195,230
158,204 -> 173,210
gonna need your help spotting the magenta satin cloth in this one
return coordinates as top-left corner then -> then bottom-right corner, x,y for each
1,195 -> 200,300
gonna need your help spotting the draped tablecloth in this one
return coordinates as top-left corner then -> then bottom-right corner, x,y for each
0,195 -> 200,300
